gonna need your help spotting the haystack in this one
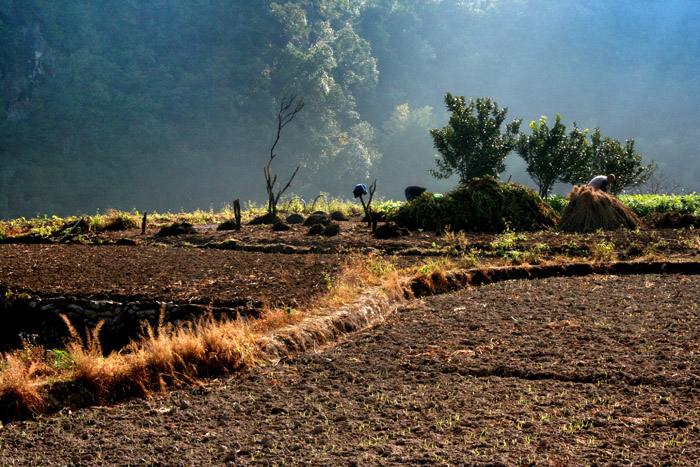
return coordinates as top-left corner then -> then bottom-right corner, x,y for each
559,185 -> 639,233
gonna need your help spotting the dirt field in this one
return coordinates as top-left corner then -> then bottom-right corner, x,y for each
0,244 -> 340,307
1,218 -> 700,465
2,216 -> 698,303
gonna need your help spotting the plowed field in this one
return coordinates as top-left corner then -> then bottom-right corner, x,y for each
1,218 -> 699,465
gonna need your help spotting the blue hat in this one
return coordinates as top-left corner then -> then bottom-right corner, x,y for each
353,184 -> 368,198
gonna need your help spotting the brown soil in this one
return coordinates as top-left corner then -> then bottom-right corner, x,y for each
0,244 -> 339,308
1,218 -> 700,465
2,217 -> 699,304
2,274 -> 699,465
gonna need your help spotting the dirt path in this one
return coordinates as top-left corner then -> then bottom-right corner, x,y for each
2,273 -> 698,466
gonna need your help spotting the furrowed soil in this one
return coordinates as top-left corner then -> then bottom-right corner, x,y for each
1,217 -> 700,465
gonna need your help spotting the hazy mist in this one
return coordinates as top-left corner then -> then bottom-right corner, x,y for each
0,0 -> 697,218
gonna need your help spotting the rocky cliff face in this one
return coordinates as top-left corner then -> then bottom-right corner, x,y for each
2,22 -> 54,121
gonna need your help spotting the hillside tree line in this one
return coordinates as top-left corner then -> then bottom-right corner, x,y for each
0,0 -> 691,218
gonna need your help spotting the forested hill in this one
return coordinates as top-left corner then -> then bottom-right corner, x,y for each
1,0 -> 698,219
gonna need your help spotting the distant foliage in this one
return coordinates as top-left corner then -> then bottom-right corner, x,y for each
390,176 -> 556,233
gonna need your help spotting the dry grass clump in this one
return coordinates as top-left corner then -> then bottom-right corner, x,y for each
320,250 -> 403,304
0,350 -> 49,420
69,311 -> 254,401
128,312 -> 254,382
60,317 -> 136,402
0,250 -> 416,421
99,209 -> 139,231
559,185 -> 640,233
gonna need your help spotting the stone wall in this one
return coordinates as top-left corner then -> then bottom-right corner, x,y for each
0,293 -> 261,353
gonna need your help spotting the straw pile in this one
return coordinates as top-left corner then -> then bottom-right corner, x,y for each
559,185 -> 640,233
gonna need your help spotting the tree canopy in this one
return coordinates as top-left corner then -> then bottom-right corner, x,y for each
515,115 -> 588,198
430,94 -> 521,185
569,128 -> 656,195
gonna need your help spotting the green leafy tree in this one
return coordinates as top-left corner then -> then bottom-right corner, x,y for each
430,94 -> 521,185
515,114 -> 588,198
568,128 -> 656,195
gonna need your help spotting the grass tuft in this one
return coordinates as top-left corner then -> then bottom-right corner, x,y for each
0,352 -> 47,420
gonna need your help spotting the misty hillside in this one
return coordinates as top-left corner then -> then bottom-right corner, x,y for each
1,0 -> 698,219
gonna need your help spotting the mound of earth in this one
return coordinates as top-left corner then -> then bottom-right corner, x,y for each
156,222 -> 197,236
644,211 -> 700,229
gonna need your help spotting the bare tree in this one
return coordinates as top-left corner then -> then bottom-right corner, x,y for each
358,179 -> 378,231
264,95 -> 305,217
628,169 -> 692,195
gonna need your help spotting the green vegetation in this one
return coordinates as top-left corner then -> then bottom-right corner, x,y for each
386,190 -> 448,233
515,116 -> 655,197
0,0 -> 387,218
569,128 -> 657,196
430,94 -> 521,184
389,176 -> 556,233
591,240 -> 616,262
2,192 -> 700,241
515,115 -> 588,198
545,195 -> 570,214
0,1 -> 696,221
618,193 -> 700,217
427,95 -> 655,199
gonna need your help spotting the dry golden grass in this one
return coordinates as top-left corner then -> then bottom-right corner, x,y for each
125,312 -> 254,384
0,250 -> 418,420
559,185 -> 640,233
0,351 -> 48,418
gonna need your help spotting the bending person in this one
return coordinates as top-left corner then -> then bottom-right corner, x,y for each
587,174 -> 615,193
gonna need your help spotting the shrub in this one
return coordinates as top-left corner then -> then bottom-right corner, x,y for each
386,191 -> 449,231
546,195 -> 569,214
389,176 -> 557,233
501,182 -> 559,232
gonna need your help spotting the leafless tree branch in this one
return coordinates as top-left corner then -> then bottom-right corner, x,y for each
265,95 -> 305,216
